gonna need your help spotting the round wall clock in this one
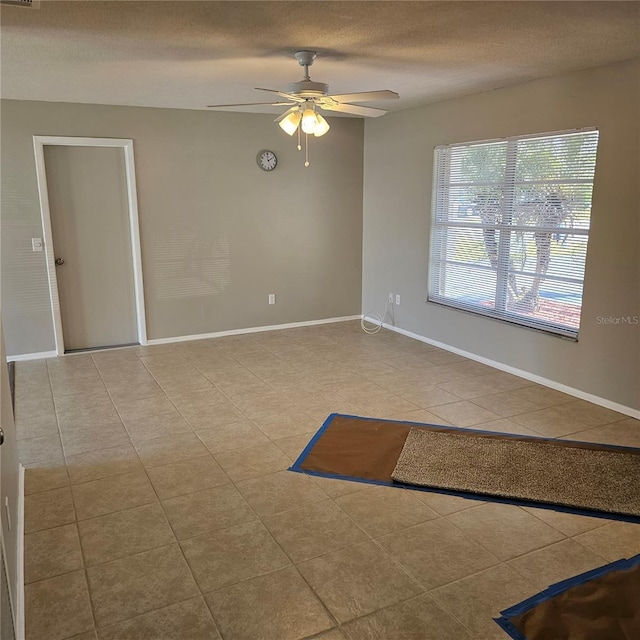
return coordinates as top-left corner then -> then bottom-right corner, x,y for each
256,149 -> 278,171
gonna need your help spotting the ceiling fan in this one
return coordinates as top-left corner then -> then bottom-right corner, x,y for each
206,50 -> 399,166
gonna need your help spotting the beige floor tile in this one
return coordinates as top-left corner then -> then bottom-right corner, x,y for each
97,597 -> 221,640
352,395 -> 422,418
87,544 -> 199,627
72,470 -> 157,520
408,362 -> 469,384
182,401 -> 247,430
15,390 -> 55,418
236,470 -> 327,517
573,521 -> 640,561
25,570 -> 94,640
307,629 -> 347,640
66,443 -> 143,484
25,523 -> 84,583
24,460 -> 69,495
232,393 -> 298,419
181,520 -> 290,592
335,485 -> 439,537
50,376 -> 107,397
252,411 -> 319,440
506,539 -> 607,590
521,506 -> 611,536
389,409 -> 452,426
18,434 -> 64,465
70,631 -> 98,640
272,433 -> 315,460
343,593 -> 471,640
561,400 -> 628,427
25,486 -> 76,533
564,419 -> 640,448
379,518 -> 500,589
156,373 -> 213,395
471,391 -> 540,417
15,413 -> 60,441
447,503 -> 565,561
162,484 -> 257,540
298,540 -> 422,623
428,401 -> 501,427
506,384 -> 575,409
115,395 -> 176,421
134,431 -> 210,468
61,422 -> 131,457
308,475 -> 363,497
467,418 -> 541,436
78,503 -> 176,566
107,382 -> 165,405
430,564 -> 536,640
196,420 -> 270,454
166,386 -> 226,411
511,405 -> 597,437
409,490 -> 484,515
214,441 -> 292,481
57,403 -> 121,431
263,500 -> 369,562
436,376 -> 505,400
395,385 -> 460,408
205,566 -> 334,640
147,454 -> 230,499
123,410 -> 192,443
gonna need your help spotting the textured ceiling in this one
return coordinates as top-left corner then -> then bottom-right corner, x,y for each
1,1 -> 639,114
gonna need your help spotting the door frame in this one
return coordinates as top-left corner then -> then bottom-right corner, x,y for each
33,136 -> 148,355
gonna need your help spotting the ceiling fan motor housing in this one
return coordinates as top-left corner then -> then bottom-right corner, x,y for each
285,80 -> 329,98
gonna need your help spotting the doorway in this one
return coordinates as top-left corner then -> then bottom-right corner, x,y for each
33,137 -> 147,354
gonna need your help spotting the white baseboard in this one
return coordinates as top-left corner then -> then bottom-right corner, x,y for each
6,351 -> 56,363
146,315 -> 362,346
16,464 -> 25,640
380,321 -> 640,420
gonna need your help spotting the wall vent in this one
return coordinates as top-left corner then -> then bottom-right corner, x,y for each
0,0 -> 40,8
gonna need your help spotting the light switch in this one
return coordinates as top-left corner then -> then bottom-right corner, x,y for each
32,238 -> 43,252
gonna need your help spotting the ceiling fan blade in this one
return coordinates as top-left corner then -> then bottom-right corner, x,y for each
321,103 -> 388,118
206,101 -> 294,108
274,106 -> 299,123
325,90 -> 399,103
255,87 -> 304,102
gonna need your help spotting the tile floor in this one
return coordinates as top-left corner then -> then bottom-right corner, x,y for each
14,320 -> 640,640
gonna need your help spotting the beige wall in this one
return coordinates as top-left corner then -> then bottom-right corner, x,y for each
1,101 -> 364,354
362,59 -> 640,411
0,318 -> 20,628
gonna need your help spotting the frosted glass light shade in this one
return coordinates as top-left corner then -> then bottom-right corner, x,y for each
301,108 -> 318,134
313,114 -> 330,137
279,111 -> 301,135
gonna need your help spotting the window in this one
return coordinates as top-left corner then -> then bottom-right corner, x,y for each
428,128 -> 599,338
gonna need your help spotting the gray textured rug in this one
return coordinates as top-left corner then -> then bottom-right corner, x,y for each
392,428 -> 640,517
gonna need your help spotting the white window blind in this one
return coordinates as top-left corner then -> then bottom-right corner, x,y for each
428,128 -> 599,338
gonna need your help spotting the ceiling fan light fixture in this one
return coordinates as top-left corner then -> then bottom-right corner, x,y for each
278,110 -> 301,135
313,113 -> 330,137
301,107 -> 318,134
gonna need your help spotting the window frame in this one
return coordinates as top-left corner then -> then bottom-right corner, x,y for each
427,127 -> 599,339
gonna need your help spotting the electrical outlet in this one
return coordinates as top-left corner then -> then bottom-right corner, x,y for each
268,294 -> 276,305
395,294 -> 401,305
388,292 -> 394,303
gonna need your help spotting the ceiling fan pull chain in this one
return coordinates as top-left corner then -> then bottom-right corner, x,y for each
297,125 -> 302,151
305,133 -> 310,167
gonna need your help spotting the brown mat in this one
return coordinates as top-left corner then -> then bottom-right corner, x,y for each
392,427 -> 640,517
291,414 -> 640,520
496,554 -> 640,639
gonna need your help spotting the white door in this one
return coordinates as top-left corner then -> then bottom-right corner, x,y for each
43,146 -> 138,351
